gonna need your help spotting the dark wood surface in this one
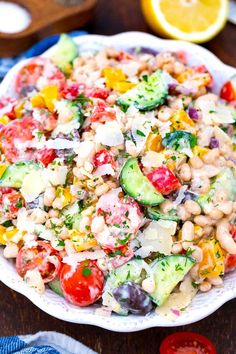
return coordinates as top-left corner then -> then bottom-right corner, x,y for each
0,0 -> 236,353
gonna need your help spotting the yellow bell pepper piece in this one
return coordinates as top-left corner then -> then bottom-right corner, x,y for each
71,231 -> 98,252
145,132 -> 163,152
103,67 -> 126,88
31,94 -> 45,109
40,85 -> 59,112
0,226 -> 6,245
3,227 -> 19,244
198,238 -> 225,278
14,101 -> 25,118
112,81 -> 136,93
56,187 -> 74,208
0,164 -> 7,177
193,146 -> 209,158
193,225 -> 203,240
176,68 -> 194,83
0,115 -> 10,125
171,110 -> 195,131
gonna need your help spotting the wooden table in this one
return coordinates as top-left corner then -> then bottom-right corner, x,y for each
0,1 -> 235,353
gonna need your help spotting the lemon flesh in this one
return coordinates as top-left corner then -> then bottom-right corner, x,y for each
141,0 -> 228,43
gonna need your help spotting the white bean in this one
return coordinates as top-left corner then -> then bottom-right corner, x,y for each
171,243 -> 183,254
199,281 -> 212,292
3,243 -> 19,258
202,149 -> 219,164
187,246 -> 203,263
181,221 -> 194,250
79,216 -> 91,233
180,163 -> 192,182
218,201 -> 233,215
184,200 -> 201,216
189,156 -> 203,169
207,276 -> 223,287
44,187 -> 56,207
91,216 -> 105,233
29,209 -> 48,224
194,215 -> 212,227
216,219 -> 236,254
95,183 -> 109,197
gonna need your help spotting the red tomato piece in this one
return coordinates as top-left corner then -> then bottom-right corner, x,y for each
0,116 -> 42,162
16,241 -> 61,283
0,97 -> 17,120
160,332 -> 216,354
61,83 -> 85,100
229,224 -> 236,240
225,254 -> 236,273
93,149 -> 116,168
60,260 -> 104,307
147,166 -> 181,195
90,101 -> 116,123
0,189 -> 24,219
15,57 -> 66,96
220,81 -> 236,102
35,149 -> 57,166
118,51 -> 134,61
87,87 -> 109,99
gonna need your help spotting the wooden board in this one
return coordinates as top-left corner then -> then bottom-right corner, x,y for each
0,0 -> 96,57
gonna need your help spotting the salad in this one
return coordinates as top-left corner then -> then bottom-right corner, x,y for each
0,34 -> 235,319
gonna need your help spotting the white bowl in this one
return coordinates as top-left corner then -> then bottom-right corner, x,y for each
0,32 -> 235,332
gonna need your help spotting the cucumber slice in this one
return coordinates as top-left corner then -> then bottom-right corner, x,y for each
102,259 -> 151,315
146,207 -> 180,222
0,161 -> 42,188
51,34 -> 78,72
117,70 -> 168,111
48,277 -> 63,297
150,255 -> 195,306
120,158 -> 164,206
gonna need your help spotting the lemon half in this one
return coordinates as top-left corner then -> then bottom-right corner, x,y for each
141,0 -> 228,43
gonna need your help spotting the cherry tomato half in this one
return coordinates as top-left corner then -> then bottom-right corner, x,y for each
16,241 -> 61,283
60,260 -> 104,307
220,81 -> 236,102
160,332 -> 216,354
87,87 -> 109,99
0,189 -> 24,219
93,149 -> 116,168
15,57 -> 66,96
0,116 -> 42,162
147,166 -> 181,195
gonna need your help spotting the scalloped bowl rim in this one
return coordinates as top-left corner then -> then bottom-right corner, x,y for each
0,32 -> 235,332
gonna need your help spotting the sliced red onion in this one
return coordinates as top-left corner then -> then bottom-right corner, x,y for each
209,137 -> 219,148
188,107 -> 199,121
128,47 -> 159,56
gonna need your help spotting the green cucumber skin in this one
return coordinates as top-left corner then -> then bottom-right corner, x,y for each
48,278 -> 63,297
117,70 -> 168,111
52,34 -> 78,72
0,161 -> 41,188
146,207 -> 180,222
120,158 -> 164,206
150,255 -> 195,306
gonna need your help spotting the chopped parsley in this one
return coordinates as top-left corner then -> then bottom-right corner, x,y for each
57,240 -> 65,247
136,129 -> 146,137
108,249 -> 126,258
82,267 -> 92,277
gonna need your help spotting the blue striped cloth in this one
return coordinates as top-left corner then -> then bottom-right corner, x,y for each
0,331 -> 97,354
0,30 -> 87,80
